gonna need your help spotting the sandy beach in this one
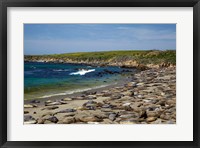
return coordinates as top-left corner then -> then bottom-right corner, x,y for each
24,66 -> 176,124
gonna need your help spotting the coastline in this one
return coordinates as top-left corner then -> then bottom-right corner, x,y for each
24,66 -> 176,124
24,76 -> 131,106
24,50 -> 176,70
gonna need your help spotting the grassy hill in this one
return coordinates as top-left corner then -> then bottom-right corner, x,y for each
25,50 -> 176,68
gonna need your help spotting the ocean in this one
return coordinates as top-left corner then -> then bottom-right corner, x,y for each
24,62 -> 135,100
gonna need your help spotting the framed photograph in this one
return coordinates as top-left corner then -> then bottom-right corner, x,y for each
1,0 -> 199,147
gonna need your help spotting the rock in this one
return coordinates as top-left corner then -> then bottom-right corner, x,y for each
58,117 -> 75,124
47,116 -> 59,123
146,117 -> 157,122
62,98 -> 72,101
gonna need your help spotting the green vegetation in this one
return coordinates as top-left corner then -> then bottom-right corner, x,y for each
25,50 -> 176,66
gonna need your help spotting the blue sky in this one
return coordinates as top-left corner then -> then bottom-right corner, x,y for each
24,24 -> 176,55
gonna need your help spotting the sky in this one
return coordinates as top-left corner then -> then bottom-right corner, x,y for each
24,24 -> 176,55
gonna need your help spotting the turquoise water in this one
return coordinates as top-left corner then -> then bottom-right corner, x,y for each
24,62 -> 135,100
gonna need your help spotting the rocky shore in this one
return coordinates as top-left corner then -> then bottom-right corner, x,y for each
24,66 -> 176,124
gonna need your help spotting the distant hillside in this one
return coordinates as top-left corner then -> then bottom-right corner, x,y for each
24,50 -> 176,69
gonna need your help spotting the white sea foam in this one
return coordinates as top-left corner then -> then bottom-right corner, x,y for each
53,69 -> 69,72
38,83 -> 115,99
69,69 -> 95,76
